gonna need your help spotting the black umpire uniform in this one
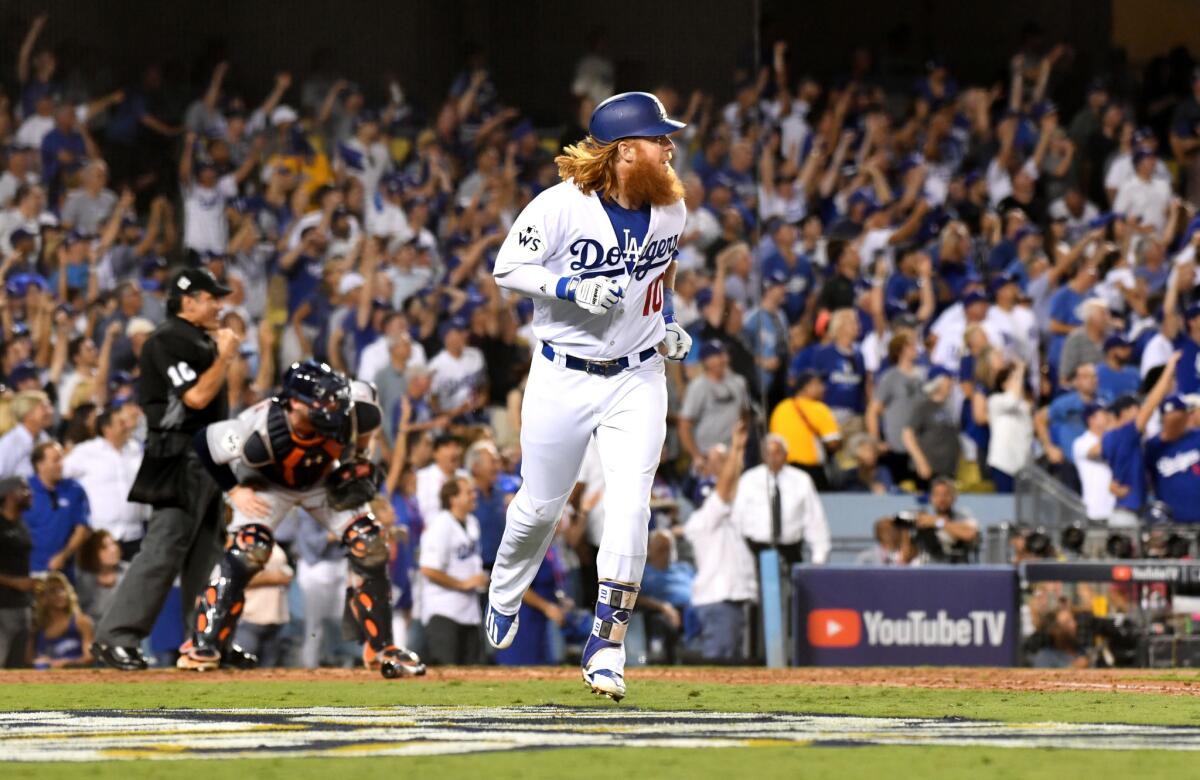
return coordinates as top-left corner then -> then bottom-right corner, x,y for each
93,268 -> 234,670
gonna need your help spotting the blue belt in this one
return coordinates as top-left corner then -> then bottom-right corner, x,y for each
541,343 -> 657,377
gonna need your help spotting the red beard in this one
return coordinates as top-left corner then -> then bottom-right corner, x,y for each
622,153 -> 685,207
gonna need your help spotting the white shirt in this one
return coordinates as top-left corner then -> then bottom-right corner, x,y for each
286,209 -> 363,251
0,424 -> 48,479
758,184 -> 806,224
357,337 -> 426,384
493,180 -> 687,361
930,303 -> 992,370
676,205 -> 720,273
429,347 -> 486,412
1048,197 -> 1100,243
1073,430 -> 1116,522
1113,175 -> 1172,232
1104,153 -> 1170,198
731,464 -> 830,563
684,492 -> 758,605
418,510 -> 482,625
859,228 -> 896,276
62,437 -> 149,542
183,174 -> 239,254
16,115 -> 55,150
241,543 -> 293,625
337,138 -> 391,198
986,158 -> 1038,208
0,170 -> 39,209
0,208 -> 42,254
986,390 -> 1034,476
984,304 -> 1040,379
416,463 -> 459,527
365,196 -> 413,246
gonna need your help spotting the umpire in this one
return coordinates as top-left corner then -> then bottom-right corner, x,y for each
92,268 -> 241,670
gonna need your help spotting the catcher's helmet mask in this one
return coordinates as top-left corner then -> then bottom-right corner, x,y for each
280,360 -> 352,437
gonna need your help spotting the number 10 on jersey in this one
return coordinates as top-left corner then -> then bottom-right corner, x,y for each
642,274 -> 664,317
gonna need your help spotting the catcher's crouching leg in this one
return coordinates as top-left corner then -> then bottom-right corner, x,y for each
179,524 -> 273,671
342,514 -> 426,679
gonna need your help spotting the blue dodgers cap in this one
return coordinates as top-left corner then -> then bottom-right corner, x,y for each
963,290 -> 988,308
382,174 -> 404,195
8,360 -> 39,386
8,228 -> 36,246
699,340 -> 726,360
1083,402 -> 1107,423
588,92 -> 686,143
1103,334 -> 1130,352
1134,148 -> 1157,165
5,273 -> 47,297
1161,394 -> 1188,415
989,273 -> 1019,295
438,315 -> 470,340
1014,224 -> 1041,242
695,286 -> 714,309
1185,303 -> 1200,321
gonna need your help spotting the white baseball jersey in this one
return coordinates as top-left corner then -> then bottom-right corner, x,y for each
493,180 -> 686,360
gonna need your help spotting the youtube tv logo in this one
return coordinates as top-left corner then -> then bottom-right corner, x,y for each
808,609 -> 862,647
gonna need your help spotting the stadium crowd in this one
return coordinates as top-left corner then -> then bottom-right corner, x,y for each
2,13 -> 1200,669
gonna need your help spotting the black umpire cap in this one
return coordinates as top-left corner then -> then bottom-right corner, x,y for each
168,267 -> 232,300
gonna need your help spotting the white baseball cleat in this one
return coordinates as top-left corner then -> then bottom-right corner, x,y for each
582,646 -> 626,702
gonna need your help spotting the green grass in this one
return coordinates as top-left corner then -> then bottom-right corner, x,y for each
3,677 -> 1200,726
3,746 -> 1198,780
5,675 -> 1200,779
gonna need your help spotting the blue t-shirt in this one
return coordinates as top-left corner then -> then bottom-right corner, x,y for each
1101,421 -> 1147,511
803,344 -> 866,413
282,253 -> 324,315
1047,286 -> 1089,378
474,485 -> 507,568
987,239 -> 1017,274
1047,391 -> 1087,462
1096,363 -> 1140,405
884,272 -> 920,319
761,252 -> 816,323
1173,334 -> 1200,395
1144,429 -> 1200,523
640,560 -> 696,610
24,477 -> 90,575
742,307 -> 788,390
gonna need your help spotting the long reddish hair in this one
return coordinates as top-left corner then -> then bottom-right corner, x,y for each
555,136 -> 622,198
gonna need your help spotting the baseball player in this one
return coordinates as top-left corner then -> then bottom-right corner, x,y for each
179,358 -> 425,678
483,92 -> 691,701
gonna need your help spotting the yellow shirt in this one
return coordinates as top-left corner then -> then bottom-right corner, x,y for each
769,396 -> 840,466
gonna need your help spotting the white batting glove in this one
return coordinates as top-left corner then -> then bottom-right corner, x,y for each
566,276 -> 624,316
662,321 -> 692,360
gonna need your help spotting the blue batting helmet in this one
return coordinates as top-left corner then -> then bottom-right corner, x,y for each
588,92 -> 686,144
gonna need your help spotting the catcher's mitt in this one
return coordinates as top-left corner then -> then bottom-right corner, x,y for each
325,457 -> 384,511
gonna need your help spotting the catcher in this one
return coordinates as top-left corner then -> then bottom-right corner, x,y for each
179,358 -> 425,678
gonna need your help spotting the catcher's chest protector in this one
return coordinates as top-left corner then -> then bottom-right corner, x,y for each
244,402 -> 346,490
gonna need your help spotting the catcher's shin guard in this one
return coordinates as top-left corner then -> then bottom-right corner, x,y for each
342,514 -> 426,678
581,580 -> 638,701
181,524 -> 273,669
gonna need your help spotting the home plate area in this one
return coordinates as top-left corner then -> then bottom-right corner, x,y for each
4,706 -> 1200,760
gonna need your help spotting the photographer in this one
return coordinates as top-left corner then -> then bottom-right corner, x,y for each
887,477 -> 980,564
